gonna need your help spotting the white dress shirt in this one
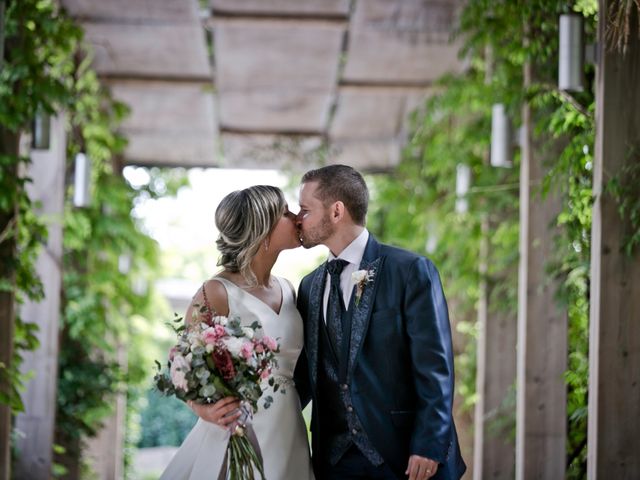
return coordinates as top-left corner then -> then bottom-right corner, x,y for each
322,229 -> 370,322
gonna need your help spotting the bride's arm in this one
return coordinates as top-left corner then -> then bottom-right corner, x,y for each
184,279 -> 239,429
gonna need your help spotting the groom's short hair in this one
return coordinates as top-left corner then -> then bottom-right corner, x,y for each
301,164 -> 369,226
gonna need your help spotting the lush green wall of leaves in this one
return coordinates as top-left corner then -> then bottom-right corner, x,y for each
369,1 -> 597,476
1,1 -> 187,477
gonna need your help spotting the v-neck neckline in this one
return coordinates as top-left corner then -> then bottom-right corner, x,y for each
217,276 -> 284,316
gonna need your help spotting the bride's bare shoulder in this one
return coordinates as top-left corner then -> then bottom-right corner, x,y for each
185,278 -> 230,324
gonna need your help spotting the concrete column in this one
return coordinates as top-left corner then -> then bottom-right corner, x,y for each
85,342 -> 127,480
515,60 -> 567,480
14,114 -> 66,479
474,290 -> 517,479
587,2 -> 640,478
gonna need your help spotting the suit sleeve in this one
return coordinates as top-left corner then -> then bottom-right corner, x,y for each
293,278 -> 312,409
404,257 -> 454,463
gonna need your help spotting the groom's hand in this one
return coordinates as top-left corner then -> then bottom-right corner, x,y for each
405,454 -> 438,480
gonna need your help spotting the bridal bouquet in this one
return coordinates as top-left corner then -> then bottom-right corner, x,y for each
154,305 -> 281,479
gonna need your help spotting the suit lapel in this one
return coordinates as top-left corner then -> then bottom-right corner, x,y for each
347,236 -> 385,380
307,263 -> 327,392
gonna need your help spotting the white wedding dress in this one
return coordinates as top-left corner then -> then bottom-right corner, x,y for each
160,276 -> 315,480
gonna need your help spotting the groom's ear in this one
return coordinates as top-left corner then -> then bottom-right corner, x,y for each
330,201 -> 346,223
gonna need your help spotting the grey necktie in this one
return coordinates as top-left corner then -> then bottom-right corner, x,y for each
326,259 -> 349,358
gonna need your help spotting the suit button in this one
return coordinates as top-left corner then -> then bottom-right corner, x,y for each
347,406 -> 353,413
351,428 -> 358,435
340,384 -> 348,391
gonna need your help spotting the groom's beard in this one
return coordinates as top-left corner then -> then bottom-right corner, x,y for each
300,213 -> 334,249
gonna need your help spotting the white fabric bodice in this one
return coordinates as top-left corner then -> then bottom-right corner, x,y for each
160,276 -> 314,480
218,276 -> 303,382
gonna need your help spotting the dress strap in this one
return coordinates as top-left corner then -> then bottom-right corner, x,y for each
277,276 -> 296,303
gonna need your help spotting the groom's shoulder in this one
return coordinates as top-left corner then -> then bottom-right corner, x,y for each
379,241 -> 424,265
299,264 -> 324,288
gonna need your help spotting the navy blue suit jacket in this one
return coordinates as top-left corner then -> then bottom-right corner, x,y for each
294,235 -> 466,479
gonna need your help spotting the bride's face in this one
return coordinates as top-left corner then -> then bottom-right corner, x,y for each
268,206 -> 302,251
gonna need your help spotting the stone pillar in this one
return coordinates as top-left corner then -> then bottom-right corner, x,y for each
475,211 -> 517,480
515,60 -> 567,480
14,114 -> 67,479
587,2 -> 640,478
474,287 -> 517,478
85,342 -> 127,480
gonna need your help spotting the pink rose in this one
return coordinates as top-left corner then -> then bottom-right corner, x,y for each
202,327 -> 217,344
260,368 -> 271,380
254,343 -> 264,354
262,336 -> 277,351
214,324 -> 226,338
240,342 -> 254,360
202,325 -> 226,344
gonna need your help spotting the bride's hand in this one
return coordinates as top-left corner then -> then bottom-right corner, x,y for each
187,397 -> 241,429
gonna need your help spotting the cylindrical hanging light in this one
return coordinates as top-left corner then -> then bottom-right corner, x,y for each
490,104 -> 512,168
118,254 -> 132,275
73,152 -> 91,208
455,164 -> 471,213
559,13 -> 584,91
32,111 -> 51,150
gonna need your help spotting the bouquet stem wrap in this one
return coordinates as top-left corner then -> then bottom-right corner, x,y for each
218,402 -> 265,480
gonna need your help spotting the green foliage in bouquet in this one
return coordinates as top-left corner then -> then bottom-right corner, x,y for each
154,310 -> 280,412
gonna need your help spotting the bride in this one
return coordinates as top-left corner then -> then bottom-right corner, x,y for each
160,185 -> 314,480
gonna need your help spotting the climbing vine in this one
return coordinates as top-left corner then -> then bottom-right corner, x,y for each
1,1 -> 187,477
0,0 -> 80,415
370,0 -> 599,477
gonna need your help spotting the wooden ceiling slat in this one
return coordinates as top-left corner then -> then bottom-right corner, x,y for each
107,80 -> 218,167
210,0 -> 350,18
83,23 -> 211,80
342,0 -> 464,84
61,0 -> 198,23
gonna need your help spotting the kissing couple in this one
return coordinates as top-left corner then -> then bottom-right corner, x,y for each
161,164 -> 466,480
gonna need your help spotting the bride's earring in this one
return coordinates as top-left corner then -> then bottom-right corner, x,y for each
264,239 -> 270,252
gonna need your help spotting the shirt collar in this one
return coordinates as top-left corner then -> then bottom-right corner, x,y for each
328,229 -> 369,267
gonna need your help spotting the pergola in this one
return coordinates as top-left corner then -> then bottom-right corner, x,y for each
60,0 -> 464,171
5,1 -> 639,479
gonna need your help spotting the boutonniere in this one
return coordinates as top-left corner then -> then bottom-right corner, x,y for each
352,269 -> 375,306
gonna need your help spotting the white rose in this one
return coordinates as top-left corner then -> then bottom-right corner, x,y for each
241,327 -> 254,340
170,354 -> 191,391
213,315 -> 228,326
223,336 -> 245,357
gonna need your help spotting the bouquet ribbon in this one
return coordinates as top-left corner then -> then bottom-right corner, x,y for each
217,403 -> 265,480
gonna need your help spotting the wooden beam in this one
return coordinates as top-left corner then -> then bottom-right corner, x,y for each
0,129 -> 19,480
588,2 -> 640,477
210,0 -> 350,19
14,115 -> 66,479
515,58 -> 566,480
474,218 -> 517,479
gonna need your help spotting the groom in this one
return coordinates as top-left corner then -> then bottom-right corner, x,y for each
294,165 -> 466,480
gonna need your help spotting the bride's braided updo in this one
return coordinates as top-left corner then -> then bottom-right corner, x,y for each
215,185 -> 286,286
